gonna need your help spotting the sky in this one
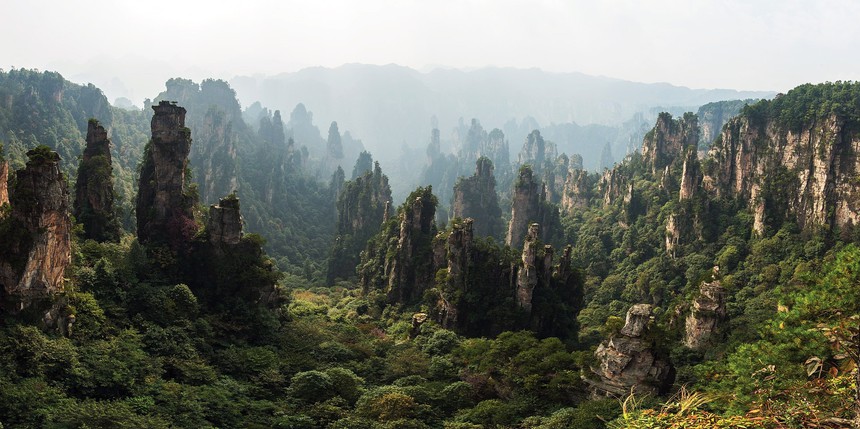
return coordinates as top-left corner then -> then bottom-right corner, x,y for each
3,0 -> 858,104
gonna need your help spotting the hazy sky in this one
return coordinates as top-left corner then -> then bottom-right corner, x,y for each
4,0 -> 858,103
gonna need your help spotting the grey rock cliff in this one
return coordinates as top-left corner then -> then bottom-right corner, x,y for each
705,112 -> 860,234
589,304 -> 673,397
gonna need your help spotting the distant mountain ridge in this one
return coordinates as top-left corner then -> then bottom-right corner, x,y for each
230,64 -> 775,165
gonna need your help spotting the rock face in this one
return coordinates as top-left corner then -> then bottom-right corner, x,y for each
678,146 -> 701,201
194,108 -> 238,204
697,99 -> 749,147
517,130 -> 557,173
641,112 -> 698,175
599,168 -> 629,207
324,121 -> 345,176
543,154 -> 572,204
136,101 -> 195,247
685,271 -> 726,350
434,218 -> 475,329
664,214 -> 681,258
458,120 -> 510,171
506,165 -> 550,249
589,304 -> 673,397
327,161 -> 392,284
704,110 -> 860,234
359,187 -> 437,304
207,195 -> 243,245
561,169 -> 591,212
451,157 -> 504,239
74,119 -> 121,242
0,147 -> 71,311
515,224 -> 541,312
0,160 -> 8,208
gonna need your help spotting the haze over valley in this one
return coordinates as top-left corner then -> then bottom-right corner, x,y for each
1,1 -> 859,428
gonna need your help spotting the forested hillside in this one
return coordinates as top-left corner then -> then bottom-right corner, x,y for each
0,72 -> 858,428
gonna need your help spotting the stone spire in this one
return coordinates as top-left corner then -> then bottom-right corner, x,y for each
136,101 -> 194,246
74,119 -> 121,242
0,147 -> 71,311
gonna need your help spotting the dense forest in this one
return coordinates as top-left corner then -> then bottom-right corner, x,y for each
0,69 -> 859,428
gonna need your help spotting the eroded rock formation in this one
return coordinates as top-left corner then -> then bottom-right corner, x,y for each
678,146 -> 701,201
136,101 -> 195,247
359,187 -> 437,304
704,111 -> 860,234
517,130 -> 557,174
208,194 -> 243,246
599,168 -> 629,207
0,160 -> 8,209
0,147 -> 71,311
685,269 -> 727,350
641,112 -> 698,175
561,169 -> 591,212
328,161 -> 392,284
516,223 -> 541,312
589,304 -> 673,397
451,157 -> 504,239
74,119 -> 120,242
194,108 -> 238,204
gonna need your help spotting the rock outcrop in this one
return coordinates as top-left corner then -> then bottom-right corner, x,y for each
641,112 -> 698,175
74,119 -> 121,242
0,160 -> 8,209
517,130 -> 557,174
207,194 -> 243,246
507,166 -> 561,248
697,99 -> 749,147
136,101 -> 195,248
0,147 -> 71,312
684,270 -> 726,350
458,120 -> 510,170
543,154 -> 572,204
193,108 -> 238,204
589,304 -> 673,397
451,157 -> 504,239
704,108 -> 860,234
323,121 -> 345,176
561,169 -> 592,212
359,186 -> 437,304
515,224 -> 540,312
507,166 -> 543,248
327,161 -> 392,284
434,218 -> 475,329
599,168 -> 629,207
678,146 -> 701,201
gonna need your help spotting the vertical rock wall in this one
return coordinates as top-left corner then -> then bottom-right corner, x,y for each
0,148 -> 71,311
74,119 -> 120,242
136,101 -> 194,246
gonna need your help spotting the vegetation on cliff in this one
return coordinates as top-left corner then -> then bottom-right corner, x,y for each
0,74 -> 859,428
